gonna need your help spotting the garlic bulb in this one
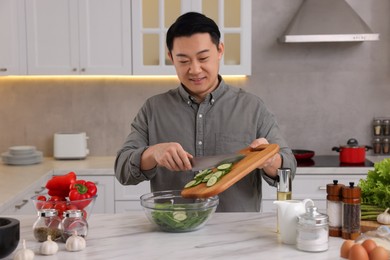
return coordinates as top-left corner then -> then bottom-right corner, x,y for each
65,232 -> 86,252
39,235 -> 58,255
377,208 -> 390,224
13,239 -> 35,260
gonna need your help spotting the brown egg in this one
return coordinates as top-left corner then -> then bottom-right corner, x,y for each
369,246 -> 389,260
341,240 -> 355,258
349,244 -> 369,260
362,239 -> 377,255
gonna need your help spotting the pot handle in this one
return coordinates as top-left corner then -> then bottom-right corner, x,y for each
332,147 -> 340,152
365,146 -> 373,151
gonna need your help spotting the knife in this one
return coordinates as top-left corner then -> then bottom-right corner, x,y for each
190,153 -> 246,172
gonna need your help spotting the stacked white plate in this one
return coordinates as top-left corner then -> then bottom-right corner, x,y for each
1,146 -> 43,165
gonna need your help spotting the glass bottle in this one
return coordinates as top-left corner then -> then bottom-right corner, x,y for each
32,209 -> 63,242
326,180 -> 344,237
276,168 -> 292,233
341,182 -> 361,240
297,206 -> 329,252
62,210 -> 88,241
373,119 -> 382,136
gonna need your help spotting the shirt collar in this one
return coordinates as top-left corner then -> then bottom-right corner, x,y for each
178,75 -> 226,106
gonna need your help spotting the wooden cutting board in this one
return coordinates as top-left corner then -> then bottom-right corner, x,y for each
361,220 -> 390,233
181,144 -> 280,198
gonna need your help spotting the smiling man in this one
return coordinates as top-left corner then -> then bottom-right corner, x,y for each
115,12 -> 296,212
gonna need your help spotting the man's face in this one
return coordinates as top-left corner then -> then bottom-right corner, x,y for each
169,33 -> 224,101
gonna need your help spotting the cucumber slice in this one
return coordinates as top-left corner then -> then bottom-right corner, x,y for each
217,163 -> 233,171
173,211 -> 187,221
201,173 -> 214,182
206,176 -> 218,187
194,168 -> 212,179
212,170 -> 224,179
184,179 -> 200,188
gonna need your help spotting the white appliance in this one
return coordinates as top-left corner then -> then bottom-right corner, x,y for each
54,132 -> 89,159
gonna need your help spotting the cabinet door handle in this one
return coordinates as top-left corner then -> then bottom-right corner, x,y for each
81,68 -> 86,72
319,186 -> 327,190
34,186 -> 46,194
0,68 -> 7,72
15,199 -> 29,209
72,68 -> 77,72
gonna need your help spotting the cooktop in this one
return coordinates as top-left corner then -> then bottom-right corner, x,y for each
297,155 -> 374,167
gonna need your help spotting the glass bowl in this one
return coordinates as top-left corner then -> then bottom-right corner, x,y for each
31,194 -> 97,220
140,190 -> 218,232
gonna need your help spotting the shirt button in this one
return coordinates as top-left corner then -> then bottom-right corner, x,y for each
199,114 -> 203,118
198,141 -> 202,145
187,100 -> 191,105
211,99 -> 215,104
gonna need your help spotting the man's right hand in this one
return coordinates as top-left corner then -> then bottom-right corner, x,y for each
141,143 -> 193,172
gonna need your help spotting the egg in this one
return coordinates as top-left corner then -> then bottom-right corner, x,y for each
369,246 -> 389,260
362,239 -> 377,255
341,240 -> 355,258
349,244 -> 369,260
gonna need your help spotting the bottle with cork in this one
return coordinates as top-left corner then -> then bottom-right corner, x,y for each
341,182 -> 361,240
326,180 -> 344,237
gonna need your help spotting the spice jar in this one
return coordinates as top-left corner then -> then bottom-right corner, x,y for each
32,209 -> 63,242
297,206 -> 329,252
383,119 -> 390,136
62,210 -> 88,241
373,119 -> 382,136
326,180 -> 344,237
383,138 -> 390,154
373,138 -> 382,154
341,182 -> 361,240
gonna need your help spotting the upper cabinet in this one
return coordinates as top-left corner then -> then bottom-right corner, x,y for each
0,0 -> 27,75
25,0 -> 132,75
131,0 -> 251,75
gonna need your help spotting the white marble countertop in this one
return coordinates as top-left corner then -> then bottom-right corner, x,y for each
3,212 -> 346,260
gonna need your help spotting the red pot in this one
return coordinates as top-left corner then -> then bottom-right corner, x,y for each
332,138 -> 372,164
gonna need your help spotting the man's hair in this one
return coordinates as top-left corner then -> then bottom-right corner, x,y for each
166,12 -> 221,53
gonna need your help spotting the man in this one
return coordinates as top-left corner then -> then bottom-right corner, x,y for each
115,12 -> 296,211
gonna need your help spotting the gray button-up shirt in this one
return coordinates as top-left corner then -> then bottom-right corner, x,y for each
115,77 -> 296,212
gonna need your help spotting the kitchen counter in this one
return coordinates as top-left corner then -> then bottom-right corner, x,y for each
1,156 -> 386,212
3,212 -> 346,260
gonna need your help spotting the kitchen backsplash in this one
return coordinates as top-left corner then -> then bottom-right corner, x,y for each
0,0 -> 389,157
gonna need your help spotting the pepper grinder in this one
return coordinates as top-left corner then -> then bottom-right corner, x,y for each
276,168 -> 292,233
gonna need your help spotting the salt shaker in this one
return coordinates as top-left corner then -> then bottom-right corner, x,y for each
62,210 -> 88,241
326,180 -> 344,237
341,182 -> 361,240
33,209 -> 63,242
297,206 -> 329,252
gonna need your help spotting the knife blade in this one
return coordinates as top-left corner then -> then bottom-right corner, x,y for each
190,153 -> 245,172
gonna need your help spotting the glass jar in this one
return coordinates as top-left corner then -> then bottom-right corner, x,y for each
383,138 -> 390,154
297,206 -> 329,252
373,138 -> 382,154
373,119 -> 382,136
32,209 -> 63,242
62,210 -> 88,241
383,120 -> 390,136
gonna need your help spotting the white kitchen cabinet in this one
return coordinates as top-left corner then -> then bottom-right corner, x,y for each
0,176 -> 48,215
114,180 -> 150,212
131,0 -> 251,75
0,0 -> 27,75
25,0 -> 132,75
261,173 -> 367,214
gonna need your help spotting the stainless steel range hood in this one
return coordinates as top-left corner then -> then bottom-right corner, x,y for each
279,0 -> 380,43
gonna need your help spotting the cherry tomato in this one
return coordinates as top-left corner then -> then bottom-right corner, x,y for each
49,196 -> 66,202
37,195 -> 47,201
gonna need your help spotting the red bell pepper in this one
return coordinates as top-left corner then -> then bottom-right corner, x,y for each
69,180 -> 97,209
45,171 -> 76,197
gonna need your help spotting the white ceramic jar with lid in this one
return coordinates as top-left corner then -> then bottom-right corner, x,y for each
296,206 -> 329,252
